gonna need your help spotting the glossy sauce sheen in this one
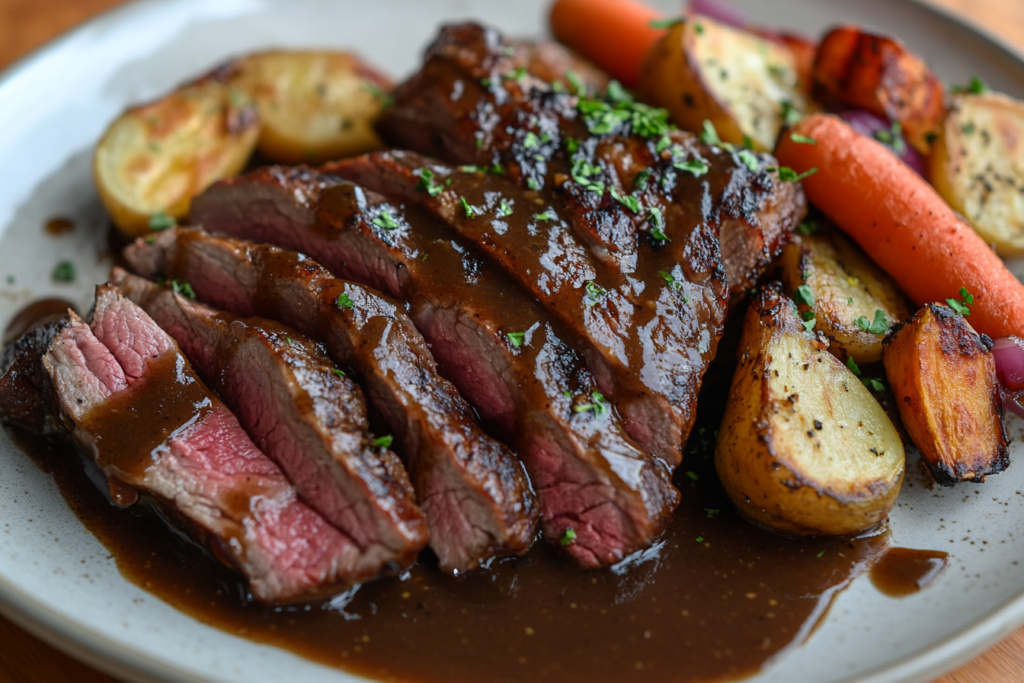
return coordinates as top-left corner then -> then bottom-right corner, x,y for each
13,426 -> 890,683
869,547 -> 949,597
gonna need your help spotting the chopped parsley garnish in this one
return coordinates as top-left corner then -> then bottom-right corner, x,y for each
502,66 -> 527,83
573,391 -> 610,417
611,188 -> 642,213
685,471 -> 698,481
874,121 -> 906,156
649,207 -> 669,241
797,221 -> 818,235
534,210 -> 555,222
855,309 -> 890,335
571,157 -> 605,195
363,82 -> 393,107
577,90 -> 670,139
507,331 -> 527,347
565,70 -> 586,96
768,64 -> 789,80
371,210 -> 400,230
863,378 -> 887,392
768,166 -> 818,182
171,279 -> 196,300
51,260 -> 76,283
605,80 -> 630,103
846,357 -> 861,375
585,280 -> 607,306
497,199 -> 514,218
527,177 -> 541,191
946,287 -> 974,315
737,148 -> 759,172
791,134 -> 817,145
781,101 -> 803,126
658,270 -> 682,291
648,17 -> 684,29
479,77 -> 492,88
285,337 -> 294,345
523,131 -> 542,149
793,284 -> 815,307
490,163 -> 505,174
962,122 -> 976,135
459,165 -> 487,173
372,435 -> 393,449
148,211 -> 176,232
416,168 -> 444,196
460,197 -> 477,218
565,138 -> 580,154
742,134 -> 754,150
694,22 -> 704,35
706,509 -> 719,518
560,527 -> 577,546
634,168 -> 652,191
336,292 -> 355,309
674,158 -> 709,176
655,135 -> 672,154
332,368 -> 346,379
695,536 -> 704,543
699,120 -> 733,151
952,75 -> 988,95
800,310 -> 816,333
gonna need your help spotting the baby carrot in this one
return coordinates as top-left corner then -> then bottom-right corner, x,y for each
775,113 -> 1024,339
549,0 -> 664,88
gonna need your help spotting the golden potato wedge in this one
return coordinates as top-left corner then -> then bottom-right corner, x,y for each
639,16 -> 809,151
232,50 -> 391,164
781,225 -> 912,364
813,26 -> 945,154
715,286 -> 905,536
93,74 -> 259,237
883,304 -> 1009,485
929,91 -> 1024,256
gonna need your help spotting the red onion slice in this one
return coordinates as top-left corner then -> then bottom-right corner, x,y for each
689,0 -> 746,28
993,336 -> 1024,390
836,109 -> 928,177
1003,388 -> 1024,419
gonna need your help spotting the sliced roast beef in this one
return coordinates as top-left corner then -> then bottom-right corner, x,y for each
125,227 -> 538,574
2,285 -> 374,603
110,269 -> 428,574
186,171 -> 680,566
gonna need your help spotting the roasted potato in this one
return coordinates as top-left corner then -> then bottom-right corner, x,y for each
640,16 -> 809,151
883,304 -> 1009,485
781,225 -> 912,364
231,50 -> 391,164
715,286 -> 905,536
93,74 -> 259,237
930,91 -> 1024,256
813,26 -> 945,154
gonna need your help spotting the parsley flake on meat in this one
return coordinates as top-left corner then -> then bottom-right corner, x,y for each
560,527 -> 577,546
372,435 -> 393,449
336,292 -> 355,309
507,331 -> 527,347
171,279 -> 196,300
416,167 -> 444,196
460,197 -> 477,218
585,280 -> 607,305
372,210 -> 400,230
573,391 -> 610,417
497,199 -> 514,217
610,187 -> 642,213
148,211 -> 176,231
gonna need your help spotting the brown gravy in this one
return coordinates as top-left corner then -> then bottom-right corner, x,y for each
869,547 -> 949,598
2,298 -> 74,346
11,427 -> 890,683
44,217 -> 75,236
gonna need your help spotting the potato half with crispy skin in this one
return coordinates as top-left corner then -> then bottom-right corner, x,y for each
930,91 -> 1024,256
232,50 -> 391,164
813,25 -> 945,153
781,225 -> 912,364
715,286 -> 905,536
883,304 -> 1009,485
640,16 -> 809,151
93,73 -> 259,237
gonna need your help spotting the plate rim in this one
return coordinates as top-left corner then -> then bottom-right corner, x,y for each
2,1 -> 1024,682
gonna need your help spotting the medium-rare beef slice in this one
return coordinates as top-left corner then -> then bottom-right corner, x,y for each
3,285 -> 372,603
127,225 -> 538,574
333,150 -> 727,466
110,269 -> 428,574
186,172 -> 680,566
377,22 -> 805,299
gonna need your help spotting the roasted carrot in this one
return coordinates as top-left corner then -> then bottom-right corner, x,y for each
549,0 -> 663,88
775,113 -> 1024,340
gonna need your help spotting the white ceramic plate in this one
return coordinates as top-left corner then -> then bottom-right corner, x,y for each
3,1 -> 1024,681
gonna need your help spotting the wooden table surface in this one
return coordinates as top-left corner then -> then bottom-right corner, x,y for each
1,0 -> 1024,681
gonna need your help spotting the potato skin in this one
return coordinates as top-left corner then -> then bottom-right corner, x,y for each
232,50 -> 391,164
781,226 -> 912,363
715,286 -> 905,536
813,25 -> 945,153
883,304 -> 1009,485
640,17 -> 808,151
930,91 -> 1024,256
93,71 -> 259,237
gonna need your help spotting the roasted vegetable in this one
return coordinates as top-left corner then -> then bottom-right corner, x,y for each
781,225 -> 912,364
232,50 -> 391,164
813,26 -> 945,154
93,74 -> 259,237
640,16 -> 809,151
883,304 -> 1009,485
715,286 -> 905,536
930,91 -> 1024,256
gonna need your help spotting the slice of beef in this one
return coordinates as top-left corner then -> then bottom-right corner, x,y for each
110,269 -> 428,574
6,285 -> 373,603
1,318 -> 68,434
377,22 -> 805,300
126,226 -> 538,574
186,171 -> 680,566
333,150 -> 728,466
